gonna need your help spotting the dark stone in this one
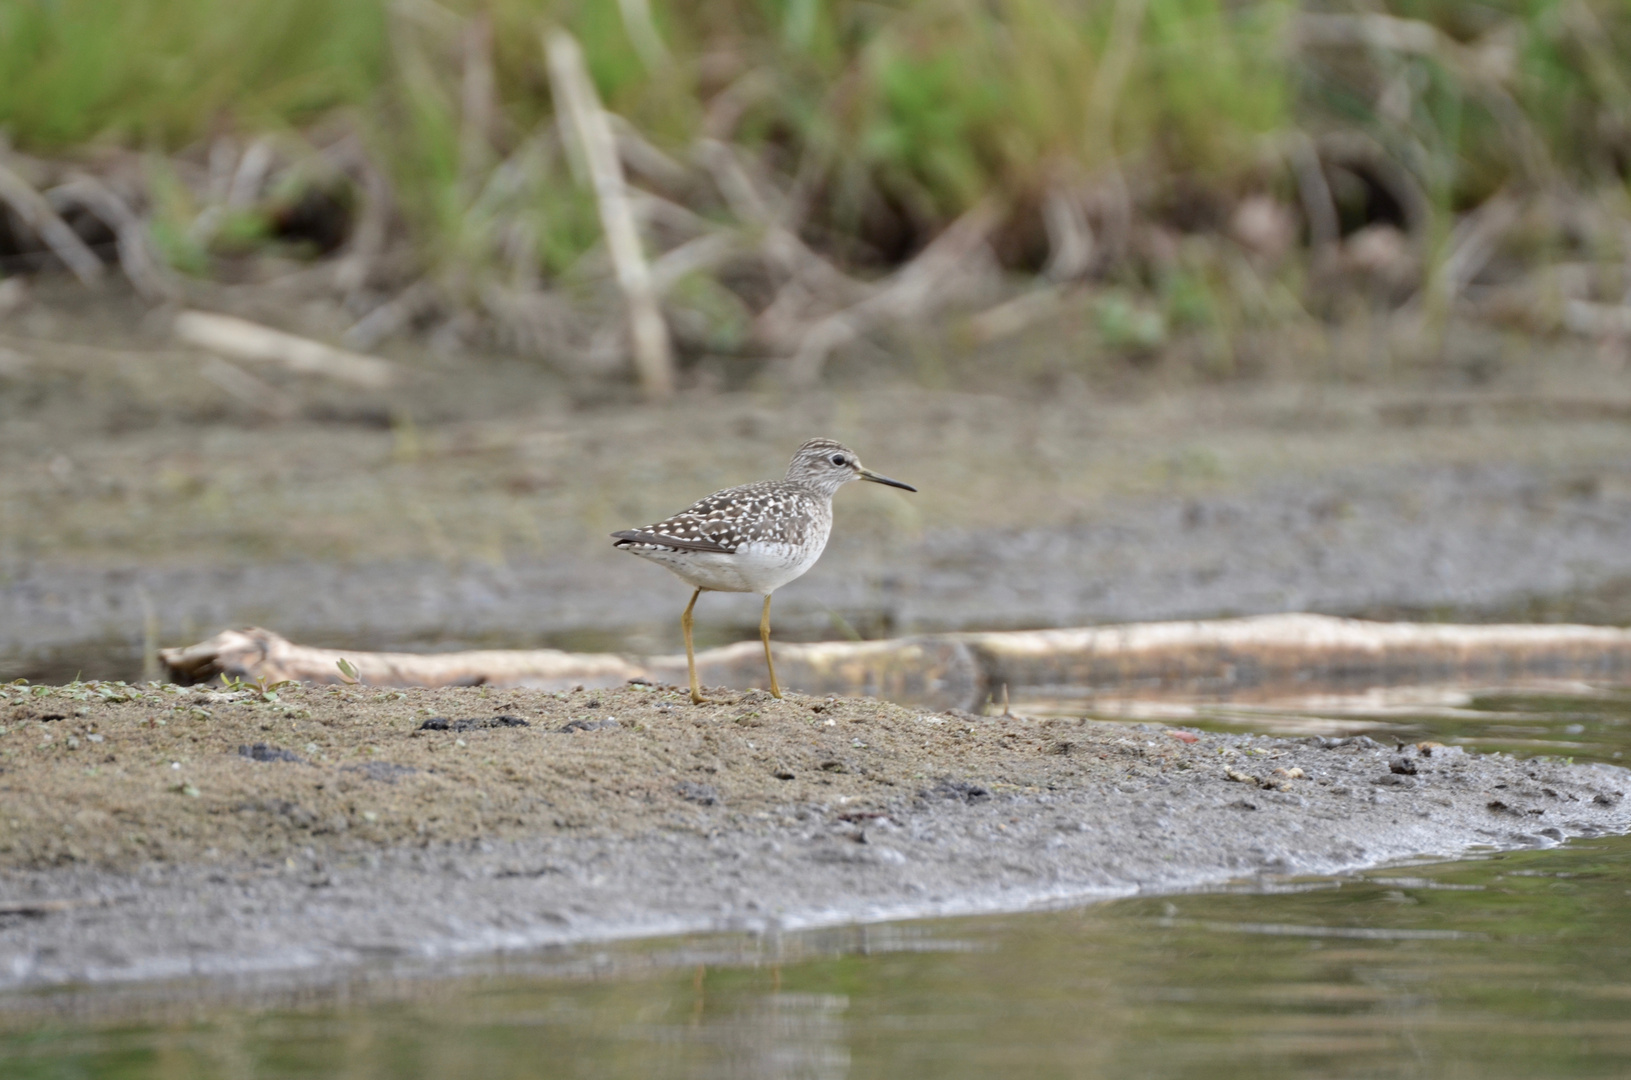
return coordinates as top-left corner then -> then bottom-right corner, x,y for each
1389,756 -> 1418,775
1314,735 -> 1383,750
238,744 -> 305,764
927,779 -> 990,803
419,715 -> 530,732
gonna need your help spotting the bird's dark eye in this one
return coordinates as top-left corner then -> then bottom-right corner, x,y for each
830,454 -> 847,466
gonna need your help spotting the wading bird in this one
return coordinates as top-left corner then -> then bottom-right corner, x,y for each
612,438 -> 916,703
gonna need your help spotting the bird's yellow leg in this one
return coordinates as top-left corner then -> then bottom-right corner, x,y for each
682,588 -> 705,705
760,594 -> 782,699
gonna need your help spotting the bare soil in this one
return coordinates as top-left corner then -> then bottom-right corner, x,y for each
0,680 -> 1204,871
3,680 -> 1629,994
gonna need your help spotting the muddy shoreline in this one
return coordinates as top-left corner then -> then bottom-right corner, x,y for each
7,309 -> 1631,685
3,681 -> 1628,998
6,304 -> 1631,1002
10,456 -> 1631,686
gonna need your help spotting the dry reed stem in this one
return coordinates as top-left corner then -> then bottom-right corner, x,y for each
694,138 -> 872,305
546,28 -> 675,400
1430,193 -> 1521,309
0,160 -> 104,286
1042,186 -> 1095,281
47,175 -> 177,301
784,199 -> 1003,385
649,232 -> 740,294
1284,133 -> 1340,256
174,310 -> 395,389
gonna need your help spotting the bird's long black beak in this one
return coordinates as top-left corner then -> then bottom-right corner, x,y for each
859,467 -> 917,492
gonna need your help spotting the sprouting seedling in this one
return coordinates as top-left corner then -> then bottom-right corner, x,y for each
336,658 -> 360,685
238,673 -> 295,701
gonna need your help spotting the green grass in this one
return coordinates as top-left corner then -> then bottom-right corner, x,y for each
2,0 -> 1629,374
0,0 -> 387,147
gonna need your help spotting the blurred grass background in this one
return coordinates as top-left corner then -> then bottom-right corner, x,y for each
1,0 -> 1629,386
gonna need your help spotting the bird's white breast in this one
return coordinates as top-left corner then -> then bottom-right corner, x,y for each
627,516 -> 831,595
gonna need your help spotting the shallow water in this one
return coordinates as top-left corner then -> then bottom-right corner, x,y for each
5,686 -> 1631,1079
1027,679 -> 1631,764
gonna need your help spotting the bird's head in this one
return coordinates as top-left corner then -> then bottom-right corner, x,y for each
785,438 -> 917,498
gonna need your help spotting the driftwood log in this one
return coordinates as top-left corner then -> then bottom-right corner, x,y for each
157,627 -> 980,710
961,614 -> 1631,706
159,614 -> 1631,713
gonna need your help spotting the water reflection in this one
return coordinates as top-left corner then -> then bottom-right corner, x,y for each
6,688 -> 1631,1079
1018,680 -> 1631,766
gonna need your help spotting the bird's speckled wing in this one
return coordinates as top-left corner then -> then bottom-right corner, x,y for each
612,481 -> 820,554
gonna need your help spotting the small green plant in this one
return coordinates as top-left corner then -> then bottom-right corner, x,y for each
217,672 -> 295,701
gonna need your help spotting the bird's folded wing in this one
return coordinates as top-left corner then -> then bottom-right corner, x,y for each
610,528 -> 734,554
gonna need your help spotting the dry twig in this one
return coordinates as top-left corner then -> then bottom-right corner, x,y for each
1042,186 -> 1095,281
1284,133 -> 1340,256
1432,193 -> 1520,307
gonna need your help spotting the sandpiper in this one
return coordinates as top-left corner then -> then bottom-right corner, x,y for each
612,438 -> 917,704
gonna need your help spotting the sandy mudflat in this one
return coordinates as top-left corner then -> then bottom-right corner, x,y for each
2,679 -> 1629,995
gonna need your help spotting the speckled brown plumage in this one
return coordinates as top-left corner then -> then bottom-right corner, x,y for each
612,481 -> 830,555
611,438 -> 916,701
